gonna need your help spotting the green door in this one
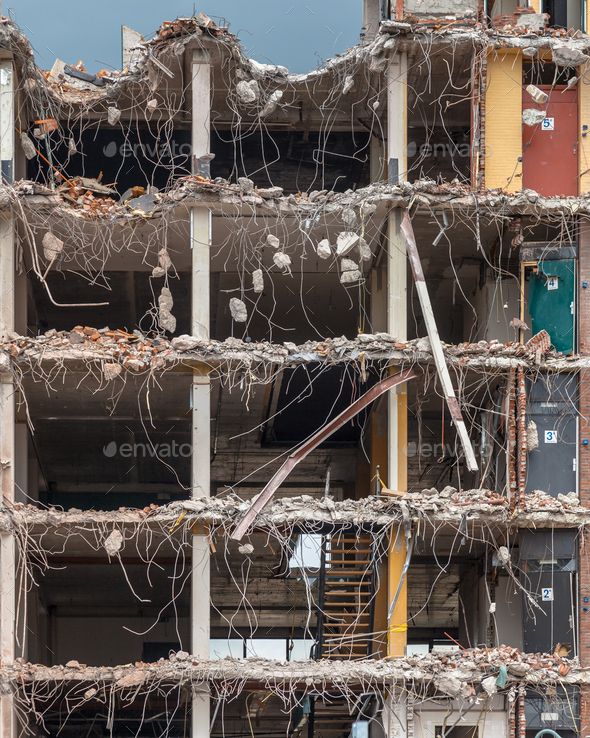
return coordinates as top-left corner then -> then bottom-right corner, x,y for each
528,259 -> 576,354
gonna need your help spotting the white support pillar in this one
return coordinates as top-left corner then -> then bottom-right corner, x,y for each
387,52 -> 407,186
0,55 -> 16,738
191,49 -> 211,341
190,48 -> 211,738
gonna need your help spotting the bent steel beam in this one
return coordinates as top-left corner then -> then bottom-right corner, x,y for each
230,368 -> 417,541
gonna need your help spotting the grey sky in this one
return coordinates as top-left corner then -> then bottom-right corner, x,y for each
6,1 -> 361,74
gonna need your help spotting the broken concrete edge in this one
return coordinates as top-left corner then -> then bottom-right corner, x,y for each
7,177 -> 590,227
0,647 -> 584,696
5,11 -> 590,113
2,331 -> 588,377
0,489 -> 586,534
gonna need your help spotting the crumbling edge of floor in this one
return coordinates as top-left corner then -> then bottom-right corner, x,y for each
1,490 -> 586,535
0,649 -> 584,699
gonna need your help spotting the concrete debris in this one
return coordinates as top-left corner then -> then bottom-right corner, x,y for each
316,239 -> 332,259
158,287 -> 176,333
551,44 -> 590,66
236,79 -> 259,104
358,237 -> 372,261
146,98 -> 158,112
336,231 -> 360,256
525,84 -> 548,104
266,234 -> 280,249
2,329 -> 586,375
252,268 -> 264,293
103,362 -> 122,381
229,297 -> 248,323
158,248 -> 172,273
342,75 -> 354,94
526,419 -> 539,451
273,252 -> 292,273
260,89 -> 283,118
522,108 -> 546,126
340,258 -> 362,284
42,231 -> 64,261
19,132 -> 36,160
2,646 -> 587,694
497,546 -> 511,565
0,489 -> 585,535
103,529 -> 123,556
515,13 -> 547,32
341,208 -> 357,227
238,543 -> 254,555
107,106 -> 121,125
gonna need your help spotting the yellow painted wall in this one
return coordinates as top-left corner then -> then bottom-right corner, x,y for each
485,50 -> 522,192
579,64 -> 590,194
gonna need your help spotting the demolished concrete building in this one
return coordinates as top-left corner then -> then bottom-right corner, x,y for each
3,0 -> 590,735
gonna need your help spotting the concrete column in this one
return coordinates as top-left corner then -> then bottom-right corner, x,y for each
190,47 -> 211,738
386,52 -> 407,185
0,55 -> 16,738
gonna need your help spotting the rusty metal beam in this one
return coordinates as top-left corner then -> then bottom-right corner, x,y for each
230,369 -> 417,541
400,211 -> 478,472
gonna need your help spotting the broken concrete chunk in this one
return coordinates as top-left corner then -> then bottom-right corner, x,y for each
19,132 -> 36,160
107,106 -> 121,125
497,546 -> 511,565
103,363 -> 122,381
522,108 -> 546,126
266,234 -> 280,249
158,287 -> 176,333
68,137 -> 77,154
252,268 -> 264,294
260,89 -> 283,118
526,419 -> 539,451
236,79 -> 259,104
342,75 -> 354,95
152,266 -> 165,278
342,208 -> 357,227
525,84 -> 548,104
481,676 -> 498,696
336,231 -> 360,256
552,45 -> 590,67
42,232 -> 64,262
516,12 -> 547,32
146,98 -> 158,112
238,543 -> 254,555
358,238 -> 372,262
236,177 -> 253,194
316,239 -> 332,260
104,529 -> 123,556
158,248 -> 172,272
229,297 -> 248,323
340,258 -> 362,284
273,251 -> 292,273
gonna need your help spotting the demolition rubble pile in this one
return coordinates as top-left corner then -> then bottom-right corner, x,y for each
1,328 -> 582,375
11,176 -> 590,221
0,488 -> 585,534
2,646 -> 585,699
